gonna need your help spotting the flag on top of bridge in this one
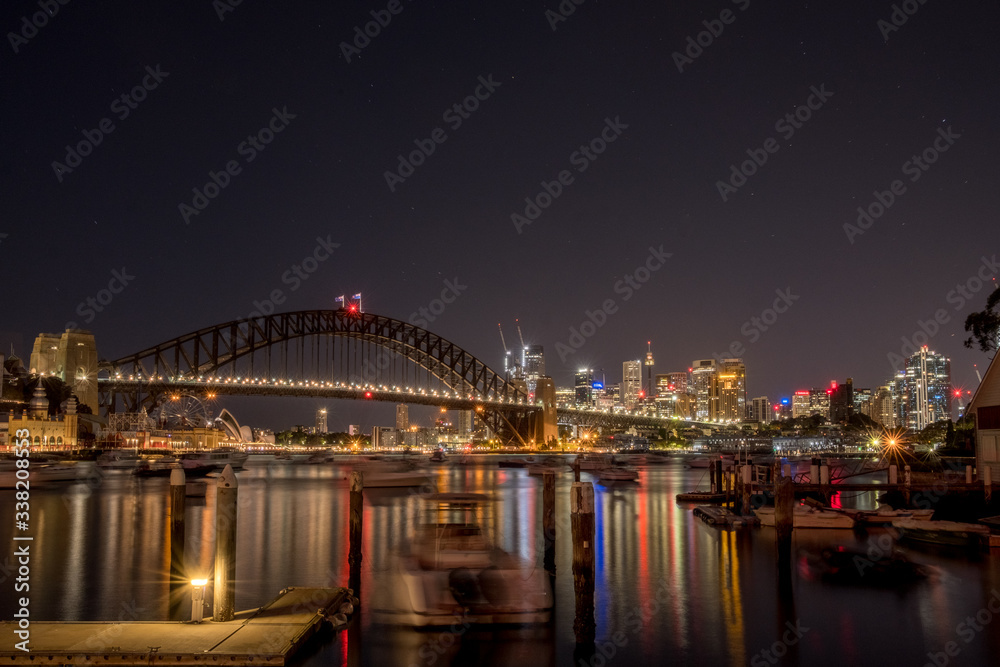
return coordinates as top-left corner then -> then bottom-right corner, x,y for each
351,293 -> 362,300
335,295 -> 345,305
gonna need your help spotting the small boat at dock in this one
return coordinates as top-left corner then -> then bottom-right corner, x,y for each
850,508 -> 934,525
891,520 -> 990,548
755,505 -> 856,529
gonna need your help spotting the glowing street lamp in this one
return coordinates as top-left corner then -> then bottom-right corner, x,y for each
190,579 -> 208,622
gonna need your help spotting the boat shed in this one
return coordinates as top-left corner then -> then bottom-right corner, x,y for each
968,349 -> 1000,480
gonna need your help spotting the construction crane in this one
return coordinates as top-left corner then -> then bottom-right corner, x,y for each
498,323 -> 513,376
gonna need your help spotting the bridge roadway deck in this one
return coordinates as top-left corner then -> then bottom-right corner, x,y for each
0,587 -> 350,666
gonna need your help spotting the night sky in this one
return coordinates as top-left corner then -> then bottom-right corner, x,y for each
3,0 -> 998,431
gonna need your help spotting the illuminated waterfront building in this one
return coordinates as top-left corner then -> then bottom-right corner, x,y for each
29,329 -> 99,413
315,407 -> 328,434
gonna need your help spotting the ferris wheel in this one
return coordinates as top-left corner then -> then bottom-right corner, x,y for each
156,393 -> 212,428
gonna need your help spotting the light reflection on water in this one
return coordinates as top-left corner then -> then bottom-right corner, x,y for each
2,459 -> 998,667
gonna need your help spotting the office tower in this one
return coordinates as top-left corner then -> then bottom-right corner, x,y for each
750,396 -> 772,423
575,369 -> 594,408
691,360 -> 717,420
829,378 -> 854,423
456,409 -> 474,436
315,408 -> 328,434
716,358 -> 746,422
622,360 -> 642,409
644,342 -> 655,399
903,346 -> 952,430
523,345 -> 545,397
853,387 -> 873,419
396,404 -> 409,431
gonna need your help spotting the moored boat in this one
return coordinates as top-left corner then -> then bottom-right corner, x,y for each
892,520 -> 990,548
850,508 -> 934,525
755,505 -> 856,529
181,448 -> 248,474
597,467 -> 639,483
97,450 -> 141,470
0,462 -> 83,487
371,493 -> 552,626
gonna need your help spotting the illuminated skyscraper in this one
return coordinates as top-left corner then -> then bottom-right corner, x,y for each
750,396 -> 772,423
396,403 -> 409,431
523,345 -> 545,398
644,342 -> 655,399
716,358 -> 746,422
691,360 -> 717,420
622,360 -> 642,409
575,369 -> 594,408
315,407 -> 328,434
903,346 -> 952,430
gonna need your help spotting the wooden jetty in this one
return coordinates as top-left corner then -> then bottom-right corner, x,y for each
0,587 -> 355,666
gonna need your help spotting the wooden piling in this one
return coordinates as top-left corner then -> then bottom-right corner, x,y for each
985,466 -> 993,502
810,458 -> 820,485
903,465 -> 912,505
734,466 -> 743,514
573,457 -> 581,483
775,475 -> 794,576
349,471 -> 364,600
168,467 -> 187,621
741,464 -> 752,515
713,460 -> 723,494
571,482 -> 595,646
542,470 -> 556,575
213,465 -> 238,622
889,465 -> 898,485
966,465 -> 974,484
169,468 -> 186,584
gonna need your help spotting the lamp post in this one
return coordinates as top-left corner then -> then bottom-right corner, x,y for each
190,579 -> 207,622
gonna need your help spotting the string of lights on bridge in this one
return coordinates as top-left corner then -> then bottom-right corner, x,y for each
100,372 -> 724,425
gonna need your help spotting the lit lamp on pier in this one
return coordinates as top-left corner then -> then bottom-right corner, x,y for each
190,579 -> 208,623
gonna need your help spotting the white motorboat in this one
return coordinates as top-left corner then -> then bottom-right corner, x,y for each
372,493 -> 553,626
687,456 -> 713,469
0,462 -> 83,488
754,505 -> 856,529
575,454 -> 613,471
180,448 -> 249,472
346,457 -> 431,488
598,467 -> 639,483
97,450 -> 141,470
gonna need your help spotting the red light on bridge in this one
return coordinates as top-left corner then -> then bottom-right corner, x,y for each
364,391 -> 372,399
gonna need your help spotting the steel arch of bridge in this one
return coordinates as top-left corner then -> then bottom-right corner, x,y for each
100,309 -> 527,401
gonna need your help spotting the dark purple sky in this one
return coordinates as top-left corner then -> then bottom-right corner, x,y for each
3,1 -> 998,431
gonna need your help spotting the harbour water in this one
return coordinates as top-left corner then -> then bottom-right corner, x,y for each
2,458 -> 998,666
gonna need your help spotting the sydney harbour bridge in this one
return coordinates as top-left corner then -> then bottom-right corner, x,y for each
96,309 -> 712,446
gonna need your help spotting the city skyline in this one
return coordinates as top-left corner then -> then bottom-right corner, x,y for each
1,2 -> 998,430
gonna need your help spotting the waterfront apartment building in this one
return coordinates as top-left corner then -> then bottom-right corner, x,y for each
315,408 -> 328,434
395,403 -> 409,431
